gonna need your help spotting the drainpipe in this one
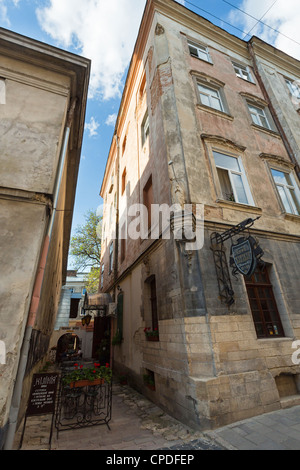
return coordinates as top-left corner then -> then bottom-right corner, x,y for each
4,99 -> 77,450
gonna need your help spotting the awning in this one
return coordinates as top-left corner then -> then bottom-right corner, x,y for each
82,292 -> 113,311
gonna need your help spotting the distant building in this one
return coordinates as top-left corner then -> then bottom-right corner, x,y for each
0,28 -> 90,449
100,0 -> 300,431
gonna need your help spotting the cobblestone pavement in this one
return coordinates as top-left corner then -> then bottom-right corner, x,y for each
14,382 -> 223,451
13,381 -> 300,451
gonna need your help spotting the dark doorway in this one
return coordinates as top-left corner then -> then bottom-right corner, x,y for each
56,333 -> 80,363
70,298 -> 80,318
92,316 -> 111,363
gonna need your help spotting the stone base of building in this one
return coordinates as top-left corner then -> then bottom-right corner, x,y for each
0,422 -> 8,450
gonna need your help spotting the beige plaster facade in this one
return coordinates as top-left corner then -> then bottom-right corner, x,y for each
0,28 -> 90,448
100,0 -> 300,430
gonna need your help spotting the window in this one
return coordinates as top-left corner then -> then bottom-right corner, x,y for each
213,151 -> 254,205
109,242 -> 114,274
150,277 -> 159,332
143,175 -> 153,230
232,62 -> 253,82
122,135 -> 127,155
120,224 -> 126,263
122,168 -> 127,195
197,83 -> 224,112
100,264 -> 104,289
285,78 -> 300,100
188,40 -> 211,63
116,292 -> 124,340
271,169 -> 300,215
245,266 -> 284,338
247,103 -> 271,130
141,110 -> 149,146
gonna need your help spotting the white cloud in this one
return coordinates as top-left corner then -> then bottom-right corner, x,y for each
230,0 -> 300,60
0,0 -> 20,26
105,113 -> 117,127
36,0 -> 146,100
85,116 -> 100,137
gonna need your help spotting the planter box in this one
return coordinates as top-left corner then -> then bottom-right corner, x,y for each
70,378 -> 104,388
146,336 -> 159,342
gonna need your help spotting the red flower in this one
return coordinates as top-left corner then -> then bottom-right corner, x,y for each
93,370 -> 96,374
105,363 -> 110,368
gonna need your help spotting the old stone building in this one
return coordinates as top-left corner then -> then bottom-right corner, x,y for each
0,28 -> 90,448
99,0 -> 300,430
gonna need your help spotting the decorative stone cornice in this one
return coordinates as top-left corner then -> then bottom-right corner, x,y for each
259,153 -> 295,170
201,134 -> 246,153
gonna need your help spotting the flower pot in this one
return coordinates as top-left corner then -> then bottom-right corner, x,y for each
146,336 -> 159,342
146,384 -> 155,391
70,378 -> 104,388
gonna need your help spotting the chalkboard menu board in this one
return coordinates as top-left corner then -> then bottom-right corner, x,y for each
27,373 -> 59,416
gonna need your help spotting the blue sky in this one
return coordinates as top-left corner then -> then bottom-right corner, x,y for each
1,0 -> 299,268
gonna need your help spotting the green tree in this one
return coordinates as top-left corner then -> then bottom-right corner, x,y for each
69,210 -> 102,292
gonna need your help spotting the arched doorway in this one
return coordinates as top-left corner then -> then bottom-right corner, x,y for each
56,333 -> 80,363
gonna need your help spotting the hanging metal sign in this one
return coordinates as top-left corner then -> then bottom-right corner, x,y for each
230,237 -> 257,277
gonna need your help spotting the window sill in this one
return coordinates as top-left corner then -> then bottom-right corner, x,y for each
257,336 -> 293,342
196,104 -> 234,121
284,212 -> 300,222
236,76 -> 256,85
250,123 -> 280,138
190,55 -> 213,66
216,198 -> 262,213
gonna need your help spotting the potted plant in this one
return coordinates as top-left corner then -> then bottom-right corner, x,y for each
62,363 -> 112,388
144,327 -> 159,341
143,373 -> 155,391
112,329 -> 123,345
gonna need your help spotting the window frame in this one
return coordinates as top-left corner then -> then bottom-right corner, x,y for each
109,241 -> 114,274
245,266 -> 285,339
247,103 -> 271,130
197,82 -> 225,113
270,167 -> 300,216
141,109 -> 149,147
232,61 -> 254,83
187,40 -> 212,64
213,150 -> 255,206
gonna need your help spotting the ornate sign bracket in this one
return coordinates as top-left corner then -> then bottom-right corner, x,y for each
210,217 -> 263,307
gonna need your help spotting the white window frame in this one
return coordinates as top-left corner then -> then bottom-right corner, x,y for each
213,151 -> 255,206
232,62 -> 254,83
141,110 -> 149,146
248,103 -> 271,130
271,168 -> 300,216
285,78 -> 300,100
197,83 -> 225,112
188,40 -> 212,63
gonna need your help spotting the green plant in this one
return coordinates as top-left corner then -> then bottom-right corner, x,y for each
143,374 -> 155,386
144,327 -> 159,338
112,330 -> 122,345
62,363 -> 112,385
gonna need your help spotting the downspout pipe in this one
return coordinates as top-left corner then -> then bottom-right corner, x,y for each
4,99 -> 77,450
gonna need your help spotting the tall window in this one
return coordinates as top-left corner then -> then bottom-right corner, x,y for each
198,83 -> 224,112
141,110 -> 149,146
213,151 -> 254,205
188,40 -> 211,63
271,169 -> 300,215
143,175 -> 153,230
232,62 -> 253,82
109,242 -> 114,274
247,103 -> 271,130
245,266 -> 284,338
122,168 -> 127,195
100,264 -> 104,289
120,224 -> 126,263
